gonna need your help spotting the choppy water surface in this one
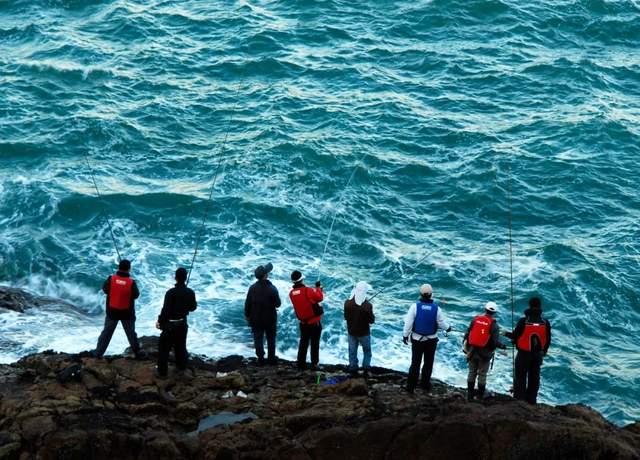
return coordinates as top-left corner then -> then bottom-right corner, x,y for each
1,0 -> 639,425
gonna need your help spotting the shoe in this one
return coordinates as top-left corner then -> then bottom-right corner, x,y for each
310,364 -> 318,371
349,370 -> 359,378
363,369 -> 370,378
154,367 -> 168,379
134,350 -> 148,360
266,356 -> 278,365
405,386 -> 415,394
257,357 -> 265,366
477,384 -> 486,400
467,382 -> 475,401
420,382 -> 432,393
296,363 -> 306,371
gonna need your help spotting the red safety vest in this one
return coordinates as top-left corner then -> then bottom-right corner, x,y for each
289,286 -> 322,324
517,322 -> 548,351
109,275 -> 133,310
468,314 -> 495,348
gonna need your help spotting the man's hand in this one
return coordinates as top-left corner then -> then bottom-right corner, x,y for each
155,321 -> 161,330
315,281 -> 322,288
402,336 -> 409,345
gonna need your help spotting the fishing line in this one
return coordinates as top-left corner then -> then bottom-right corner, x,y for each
315,150 -> 369,281
367,248 -> 439,302
83,152 -> 122,262
506,163 -> 516,383
186,81 -> 246,285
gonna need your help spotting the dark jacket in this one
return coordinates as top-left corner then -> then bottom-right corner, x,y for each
464,314 -> 506,360
344,298 -> 375,337
103,271 -> 140,320
244,279 -> 281,329
506,308 -> 552,355
158,283 -> 197,327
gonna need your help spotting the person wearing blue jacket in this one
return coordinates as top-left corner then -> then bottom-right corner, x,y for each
402,283 -> 451,393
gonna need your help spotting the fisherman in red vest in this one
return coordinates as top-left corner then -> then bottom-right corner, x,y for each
92,259 -> 144,358
289,270 -> 323,371
463,301 -> 507,401
504,297 -> 551,404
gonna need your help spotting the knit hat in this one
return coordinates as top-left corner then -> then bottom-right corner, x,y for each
291,270 -> 304,283
419,284 -> 433,296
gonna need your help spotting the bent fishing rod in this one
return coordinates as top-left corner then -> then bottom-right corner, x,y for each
506,163 -> 516,382
315,150 -> 369,281
83,152 -> 122,262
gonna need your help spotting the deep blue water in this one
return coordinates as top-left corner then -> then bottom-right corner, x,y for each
1,0 -> 639,425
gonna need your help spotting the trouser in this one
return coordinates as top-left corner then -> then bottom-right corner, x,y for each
95,317 -> 139,357
514,350 -> 544,404
407,338 -> 438,391
297,322 -> 322,368
348,334 -> 372,371
467,352 -> 492,387
252,323 -> 277,360
157,321 -> 188,377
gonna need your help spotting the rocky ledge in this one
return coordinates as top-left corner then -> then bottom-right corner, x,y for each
0,336 -> 638,460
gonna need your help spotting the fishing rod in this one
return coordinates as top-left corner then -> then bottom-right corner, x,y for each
315,150 -> 369,281
186,82 -> 245,286
83,152 -> 122,262
506,163 -> 516,383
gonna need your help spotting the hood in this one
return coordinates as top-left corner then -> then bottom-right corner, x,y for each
349,281 -> 372,306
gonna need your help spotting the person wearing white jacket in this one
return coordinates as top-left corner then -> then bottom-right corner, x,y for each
402,283 -> 451,393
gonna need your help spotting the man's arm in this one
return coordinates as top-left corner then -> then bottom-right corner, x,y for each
544,320 -> 551,355
188,290 -> 197,312
272,285 -> 281,309
403,304 -> 416,338
309,287 -> 324,303
436,307 -> 450,332
131,280 -> 140,300
244,287 -> 252,319
490,321 -> 506,349
102,276 -> 111,295
158,291 -> 171,324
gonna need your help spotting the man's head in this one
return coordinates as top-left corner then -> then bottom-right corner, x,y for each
118,259 -> 131,273
485,301 -> 498,315
420,283 -> 433,299
255,263 -> 273,280
176,267 -> 188,284
529,297 -> 542,311
291,270 -> 304,284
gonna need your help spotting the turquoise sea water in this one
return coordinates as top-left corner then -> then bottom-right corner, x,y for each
1,0 -> 639,425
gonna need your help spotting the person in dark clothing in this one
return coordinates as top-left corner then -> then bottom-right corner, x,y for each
289,270 -> 323,370
244,262 -> 281,365
155,267 -> 197,377
402,283 -> 451,393
504,297 -> 552,404
93,259 -> 143,358
344,281 -> 375,377
463,301 -> 507,401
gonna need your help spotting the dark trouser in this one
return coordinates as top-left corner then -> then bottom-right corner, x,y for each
514,350 -> 543,404
252,323 -> 277,360
95,317 -> 139,357
297,322 -> 322,368
407,338 -> 438,391
157,321 -> 188,377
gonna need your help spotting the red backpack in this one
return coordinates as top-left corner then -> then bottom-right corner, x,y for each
468,314 -> 495,348
108,275 -> 133,310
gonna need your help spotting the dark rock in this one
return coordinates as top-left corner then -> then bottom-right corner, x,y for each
0,285 -> 76,313
0,337 -> 637,459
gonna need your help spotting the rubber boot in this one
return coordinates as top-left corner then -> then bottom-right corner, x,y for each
467,382 -> 475,401
477,384 -> 486,400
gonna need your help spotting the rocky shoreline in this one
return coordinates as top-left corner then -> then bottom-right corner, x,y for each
0,334 -> 637,460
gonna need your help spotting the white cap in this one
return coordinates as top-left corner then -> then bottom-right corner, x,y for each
420,284 -> 433,295
485,301 -> 498,313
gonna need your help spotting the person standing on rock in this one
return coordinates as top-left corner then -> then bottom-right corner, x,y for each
504,297 -> 551,404
155,267 -> 197,377
92,259 -> 144,358
463,301 -> 507,401
244,262 -> 281,366
289,270 -> 323,371
344,281 -> 374,378
402,283 -> 451,393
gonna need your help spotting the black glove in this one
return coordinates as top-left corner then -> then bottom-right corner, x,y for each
315,281 -> 322,288
402,336 -> 409,345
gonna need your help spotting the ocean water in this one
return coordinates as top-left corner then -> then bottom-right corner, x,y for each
1,0 -> 639,426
